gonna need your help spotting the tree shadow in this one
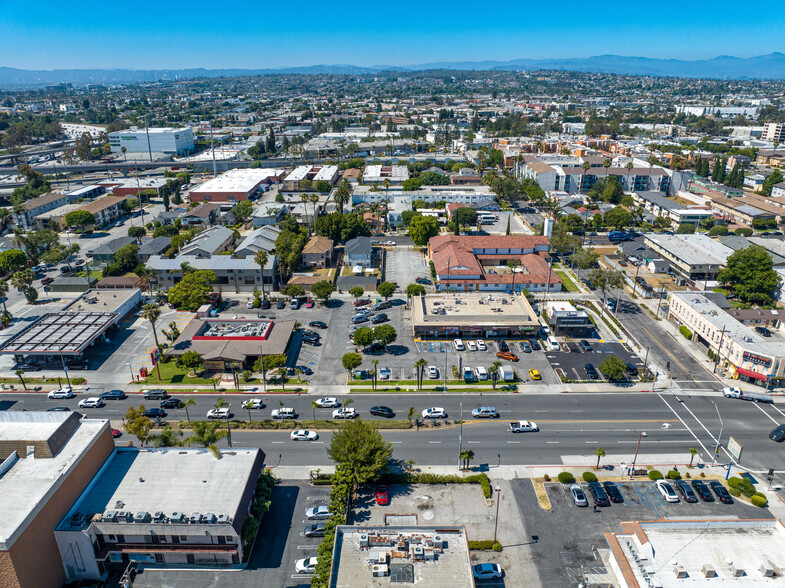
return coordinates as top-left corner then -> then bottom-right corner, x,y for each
387,345 -> 409,356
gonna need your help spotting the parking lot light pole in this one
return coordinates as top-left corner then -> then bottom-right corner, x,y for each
493,486 -> 502,543
711,400 -> 723,467
631,431 -> 647,475
128,363 -> 134,382
458,403 -> 463,471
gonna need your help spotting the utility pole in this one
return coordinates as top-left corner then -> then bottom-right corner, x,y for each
259,345 -> 267,393
144,113 -> 153,163
711,400 -> 723,467
713,326 -> 726,374
458,402 -> 463,471
209,120 -> 217,177
631,263 -> 641,297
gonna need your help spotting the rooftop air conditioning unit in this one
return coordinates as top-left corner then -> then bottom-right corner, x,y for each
202,513 -> 216,524
103,510 -> 119,522
153,512 -> 165,523
116,511 -> 129,522
730,564 -> 745,577
359,534 -> 369,548
673,565 -> 687,579
134,512 -> 151,523
189,513 -> 202,524
412,545 -> 425,560
702,565 -> 717,578
433,535 -> 444,549
169,512 -> 185,524
760,562 -> 776,577
372,564 -> 389,577
216,514 -> 230,524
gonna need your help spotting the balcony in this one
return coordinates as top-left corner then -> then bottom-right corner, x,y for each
95,542 -> 238,560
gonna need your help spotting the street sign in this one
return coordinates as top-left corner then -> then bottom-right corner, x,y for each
150,347 -> 160,366
728,436 -> 743,461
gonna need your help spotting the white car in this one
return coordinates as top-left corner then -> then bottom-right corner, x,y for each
241,399 -> 265,409
48,388 -> 74,399
427,365 -> 439,379
315,397 -> 340,408
466,340 -> 477,351
656,480 -> 679,503
332,408 -> 358,419
272,408 -> 298,419
422,407 -> 447,419
379,366 -> 391,380
453,339 -> 465,351
722,387 -> 742,399
78,397 -> 104,408
476,339 -> 487,351
295,557 -> 318,574
473,563 -> 503,580
291,429 -> 319,441
207,408 -> 233,419
305,505 -> 331,519
509,420 -> 539,433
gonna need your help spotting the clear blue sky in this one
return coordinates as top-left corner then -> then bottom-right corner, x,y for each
4,0 -> 785,69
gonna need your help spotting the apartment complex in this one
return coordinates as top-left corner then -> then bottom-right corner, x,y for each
763,122 -> 785,143
362,164 -> 410,184
281,165 -> 340,191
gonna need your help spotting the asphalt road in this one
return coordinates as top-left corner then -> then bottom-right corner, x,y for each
7,391 -> 783,473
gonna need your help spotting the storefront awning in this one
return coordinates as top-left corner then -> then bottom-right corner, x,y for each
736,367 -> 767,381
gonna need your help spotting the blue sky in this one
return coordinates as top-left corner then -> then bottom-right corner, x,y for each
3,0 -> 785,69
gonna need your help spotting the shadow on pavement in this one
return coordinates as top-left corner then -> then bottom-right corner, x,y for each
247,483 -> 300,570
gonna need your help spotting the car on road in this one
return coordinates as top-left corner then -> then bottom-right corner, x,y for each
584,363 -> 598,380
656,480 -> 679,503
143,408 -> 167,419
143,389 -> 169,400
471,406 -> 499,419
315,397 -> 340,408
207,408 -> 233,419
769,424 -> 785,442
100,390 -> 127,400
241,399 -> 265,410
159,398 -> 182,409
370,405 -> 395,418
304,522 -> 327,537
497,351 -> 518,361
579,340 -> 592,352
529,369 -> 541,380
422,407 -> 446,419
41,276 -> 54,286
371,313 -> 388,324
674,480 -> 698,503
588,482 -> 610,507
497,340 -> 509,352
48,388 -> 74,399
427,365 -> 439,379
709,481 -> 734,504
415,277 -> 431,285
472,563 -> 503,580
305,505 -> 331,520
16,363 -> 40,371
570,484 -> 588,507
602,481 -> 623,503
379,366 -> 391,380
295,557 -> 317,574
376,485 -> 389,505
466,340 -> 477,351
521,341 -> 532,353
290,429 -> 318,441
309,321 -> 327,329
78,397 -> 104,408
476,339 -> 487,351
261,300 -> 271,309
271,408 -> 298,419
509,420 -> 538,433
47,406 -> 70,412
333,408 -> 358,419
690,480 -> 714,502
112,429 -> 122,438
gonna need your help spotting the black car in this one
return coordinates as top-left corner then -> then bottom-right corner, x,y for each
371,313 -> 388,324
47,406 -> 71,412
602,481 -> 623,503
674,480 -> 698,503
143,389 -> 169,400
415,277 -> 431,285
287,366 -> 313,376
587,482 -> 610,507
584,363 -> 598,380
690,480 -> 714,502
309,321 -> 327,329
709,480 -> 734,504
370,405 -> 395,418
365,342 -> 385,355
144,408 -> 167,418
756,326 -> 772,337
261,300 -> 271,309
624,363 -> 639,377
160,398 -> 183,409
101,390 -> 127,400
498,340 -> 509,352
276,300 -> 286,309
769,424 -> 785,442
579,340 -> 592,352
304,522 -> 327,537
529,339 -> 541,351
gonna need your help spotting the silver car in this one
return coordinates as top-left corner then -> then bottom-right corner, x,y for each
570,484 -> 588,507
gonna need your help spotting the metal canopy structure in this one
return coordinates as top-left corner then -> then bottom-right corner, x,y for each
0,312 -> 117,355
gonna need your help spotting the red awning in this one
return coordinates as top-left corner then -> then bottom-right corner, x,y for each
736,367 -> 767,381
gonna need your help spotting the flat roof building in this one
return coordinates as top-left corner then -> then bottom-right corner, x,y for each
189,169 -> 286,203
108,126 -> 194,155
281,165 -> 340,191
362,165 -> 410,184
645,234 -> 734,281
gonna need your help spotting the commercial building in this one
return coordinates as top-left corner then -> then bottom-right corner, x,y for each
631,191 -> 713,226
329,526 -> 474,588
411,292 -> 539,338
605,519 -> 785,588
55,447 -> 265,582
101,177 -> 169,198
281,165 -> 340,191
428,234 -> 560,292
362,165 -> 410,184
545,301 -> 593,337
108,126 -> 194,155
0,412 -> 114,588
644,234 -> 733,281
352,185 -> 494,206
165,318 -> 295,370
669,292 -> 785,387
189,169 -> 286,203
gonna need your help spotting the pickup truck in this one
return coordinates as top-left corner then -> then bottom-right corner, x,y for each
722,386 -> 773,404
509,420 -> 539,433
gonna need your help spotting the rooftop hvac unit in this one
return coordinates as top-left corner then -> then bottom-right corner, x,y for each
153,512 -> 165,523
433,535 -> 444,549
216,514 -> 231,524
103,510 -> 119,522
372,564 -> 389,577
760,562 -> 776,577
169,512 -> 185,524
134,512 -> 151,523
202,513 -> 216,524
189,513 -> 202,524
702,565 -> 717,578
730,564 -> 745,577
673,565 -> 687,579
359,534 -> 369,548
116,511 -> 129,522
412,545 -> 424,561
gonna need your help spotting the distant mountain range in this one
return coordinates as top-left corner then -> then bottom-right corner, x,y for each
3,53 -> 785,88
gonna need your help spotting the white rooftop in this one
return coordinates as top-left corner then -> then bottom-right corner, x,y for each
646,234 -> 734,266
190,168 -> 285,195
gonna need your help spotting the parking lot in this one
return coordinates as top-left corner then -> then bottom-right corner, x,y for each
545,341 -> 646,383
511,477 -> 773,587
383,247 -> 430,292
481,211 -> 530,235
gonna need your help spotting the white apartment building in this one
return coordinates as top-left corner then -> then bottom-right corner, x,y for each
108,126 -> 195,155
362,165 -> 410,184
763,122 -> 785,143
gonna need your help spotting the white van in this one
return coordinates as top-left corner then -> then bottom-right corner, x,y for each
474,366 -> 489,381
453,339 -> 465,351
546,336 -> 560,351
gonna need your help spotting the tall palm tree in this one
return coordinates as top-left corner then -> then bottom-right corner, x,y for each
506,259 -> 519,293
382,178 -> 392,230
11,229 -> 26,250
489,360 -> 503,390
312,401 -> 318,423
141,303 -> 162,378
254,250 -> 268,300
0,279 -> 9,312
309,193 -> 320,228
300,193 -> 311,230
603,158 -> 612,177
371,359 -> 379,390
15,369 -> 26,389
184,421 -> 228,459
580,161 -> 591,194
414,358 -> 427,390
136,266 -> 155,294
334,179 -> 351,214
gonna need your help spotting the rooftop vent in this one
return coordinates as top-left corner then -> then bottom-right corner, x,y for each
116,511 -> 129,522
373,564 -> 390,577
760,561 -> 776,577
202,513 -> 216,524
216,514 -> 231,524
153,512 -> 165,523
189,513 -> 202,524
134,512 -> 151,523
360,534 -> 369,548
673,565 -> 687,579
702,565 -> 717,578
730,564 -> 745,577
169,512 -> 185,524
103,510 -> 119,522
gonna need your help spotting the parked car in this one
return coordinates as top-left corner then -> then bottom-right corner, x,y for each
415,277 -> 431,285
291,429 -> 318,441
497,351 -> 518,361
769,424 -> 785,442
16,363 -> 40,371
207,408 -> 233,419
371,313 -> 388,324
112,429 -> 122,438
570,484 -> 588,507
144,408 -> 167,419
47,406 -> 70,412
521,341 -> 532,353
78,397 -> 104,408
41,277 -> 54,286
48,388 -> 74,399
474,366 -> 489,381
376,485 -> 389,505
377,365 -> 391,380
276,300 -> 285,309
585,363 -> 598,380
476,339 -> 487,351
271,408 -> 298,419
529,339 -> 541,351
579,340 -> 593,352
351,314 -> 369,324
427,365 -> 439,379
453,339 -> 465,351
304,523 -> 326,537
261,299 -> 271,309
498,340 -> 510,352
305,506 -> 331,520
588,482 -> 610,507
509,420 -> 538,433
353,298 -> 372,307
332,408 -> 358,419
602,481 -> 623,503
309,321 -> 327,329
295,557 -> 318,574
370,405 -> 395,418
471,406 -> 499,419
466,340 -> 477,351
674,480 -> 698,503
529,369 -> 541,380
241,399 -> 265,410
305,299 -> 315,308
690,480 -> 715,502
709,481 -> 734,504
756,326 -> 772,337
143,389 -> 169,400
100,390 -> 127,400
160,398 -> 183,409
472,563 -> 503,580
422,407 -> 446,419
656,480 -> 679,503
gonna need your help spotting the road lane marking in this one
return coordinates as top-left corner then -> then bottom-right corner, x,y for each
640,324 -> 695,381
467,441 -> 481,444
753,402 -> 781,425
391,441 -> 402,444
507,441 -> 520,444
658,395 -> 712,458
428,441 -> 441,444
616,440 -> 686,444
546,441 -> 560,444
271,441 -> 284,444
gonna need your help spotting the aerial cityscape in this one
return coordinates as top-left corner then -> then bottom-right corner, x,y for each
3,5 -> 785,588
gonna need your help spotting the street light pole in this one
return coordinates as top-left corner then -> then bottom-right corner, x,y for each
493,486 -> 502,543
711,400 -> 723,467
630,431 -> 647,475
458,402 -> 463,471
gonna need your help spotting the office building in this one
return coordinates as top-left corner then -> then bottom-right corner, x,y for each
189,169 -> 286,203
108,126 -> 194,155
763,122 -> 785,143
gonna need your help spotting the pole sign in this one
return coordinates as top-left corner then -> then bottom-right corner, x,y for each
728,436 -> 743,461
150,347 -> 160,366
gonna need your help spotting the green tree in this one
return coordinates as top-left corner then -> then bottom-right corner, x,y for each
141,303 -> 162,352
183,397 -> 197,423
594,446 -> 606,469
488,359 -> 502,390
15,368 -> 26,389
588,176 -> 624,204
310,280 -> 334,304
453,207 -> 478,234
64,210 -> 97,232
763,171 -> 783,196
408,215 -> 440,246
327,419 -> 393,485
254,250 -> 269,300
599,356 -> 628,381
717,245 -> 780,305
406,283 -> 426,298
231,200 -> 254,222
377,281 -> 396,299
373,324 -> 397,347
128,226 -> 146,240
167,270 -> 216,311
176,350 -> 203,372
689,447 -> 699,467
349,286 -> 364,299
342,352 -> 363,376
414,358 -> 427,390
604,207 -> 632,230
152,426 -> 183,448
677,223 -> 696,234
184,421 -> 228,459
0,249 -> 26,274
708,225 -> 729,236
352,326 -> 375,348
282,284 -> 306,298
125,405 -> 153,447
588,268 -> 625,308
333,179 -> 351,213
10,269 -> 34,296
459,449 -> 475,470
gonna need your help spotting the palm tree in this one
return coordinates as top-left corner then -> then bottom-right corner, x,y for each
489,360 -> 502,390
371,359 -> 379,390
414,358 -> 427,390
382,178 -> 392,230
141,304 -> 162,378
183,398 -> 197,423
603,158 -> 612,177
254,250 -> 268,300
506,259 -> 519,293
344,398 -> 354,409
460,449 -> 475,470
0,279 -> 9,313
11,229 -> 26,250
625,161 -> 634,190
334,179 -> 351,214
152,426 -> 183,448
689,447 -> 698,467
15,369 -> 25,389
11,269 -> 33,294
580,161 -> 591,193
136,266 -> 155,294
184,421 -> 228,459
312,401 -> 317,423
594,446 -> 606,469
407,407 -> 416,424
300,193 -> 311,230
309,193 -> 320,228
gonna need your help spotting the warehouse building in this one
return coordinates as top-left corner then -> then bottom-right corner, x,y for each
189,168 -> 286,203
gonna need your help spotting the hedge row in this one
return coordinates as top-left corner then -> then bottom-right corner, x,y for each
468,540 -> 502,551
679,325 -> 693,340
240,470 -> 277,561
377,472 -> 492,499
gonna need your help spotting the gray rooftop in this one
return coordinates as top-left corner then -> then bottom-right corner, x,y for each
346,236 -> 372,255
234,225 -> 281,257
0,311 -> 118,355
148,254 -> 272,271
137,236 -> 172,255
646,234 -> 734,267
179,225 -> 234,256
90,237 -> 136,257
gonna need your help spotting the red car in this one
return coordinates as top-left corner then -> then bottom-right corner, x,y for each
305,299 -> 315,308
41,277 -> 54,286
497,351 -> 518,361
354,298 -> 372,307
112,429 -> 122,439
376,485 -> 389,506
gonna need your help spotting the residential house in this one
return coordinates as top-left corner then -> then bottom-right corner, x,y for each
282,165 -> 340,191
179,226 -> 234,258
154,207 -> 188,225
77,195 -> 131,229
233,226 -> 280,258
362,165 -> 409,185
302,236 -> 334,268
252,204 -> 287,227
89,237 -> 136,268
12,191 -> 78,230
345,236 -> 373,266
181,203 -> 221,227
137,236 -> 172,261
